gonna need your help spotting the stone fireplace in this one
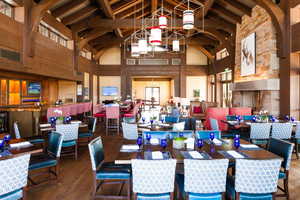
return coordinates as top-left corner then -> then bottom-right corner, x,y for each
231,79 -> 280,115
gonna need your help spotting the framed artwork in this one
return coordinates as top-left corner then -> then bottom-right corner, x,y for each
241,32 -> 256,76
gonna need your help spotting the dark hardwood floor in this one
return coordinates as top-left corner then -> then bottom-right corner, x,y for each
27,127 -> 300,200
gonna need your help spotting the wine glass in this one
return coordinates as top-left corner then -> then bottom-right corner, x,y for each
0,139 -> 4,152
160,139 -> 167,151
142,117 -> 145,124
161,117 -> 164,124
179,132 -> 184,138
285,115 -> 290,121
150,119 -> 154,125
197,139 -> 204,148
251,116 -> 257,122
146,133 -> 151,144
4,134 -> 11,146
234,134 -> 240,148
136,136 -> 143,149
291,117 -> 295,122
209,132 -> 215,141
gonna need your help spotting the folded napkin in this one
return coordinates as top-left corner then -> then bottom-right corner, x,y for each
10,141 -> 32,148
212,138 -> 223,145
40,123 -> 51,128
121,145 -> 139,150
227,150 -> 245,159
240,144 -> 259,148
71,120 -> 82,124
152,151 -> 163,159
189,151 -> 203,159
150,138 -> 159,145
228,121 -> 238,125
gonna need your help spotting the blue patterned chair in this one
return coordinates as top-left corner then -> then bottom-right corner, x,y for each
268,138 -> 294,199
165,116 -> 179,123
169,131 -> 194,139
56,123 -> 79,160
78,117 -> 97,144
0,154 -> 30,200
122,122 -> 139,140
14,121 -> 45,145
226,159 -> 282,200
142,131 -> 169,140
28,132 -> 63,186
249,123 -> 272,146
176,159 -> 229,200
294,123 -> 300,159
88,137 -> 131,200
271,123 -> 293,139
131,159 -> 177,200
195,130 -> 221,140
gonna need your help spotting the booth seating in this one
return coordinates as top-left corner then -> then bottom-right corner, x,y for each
122,103 -> 141,122
190,101 -> 218,120
229,107 -> 252,116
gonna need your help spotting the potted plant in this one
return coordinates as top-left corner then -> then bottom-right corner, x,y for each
173,137 -> 186,149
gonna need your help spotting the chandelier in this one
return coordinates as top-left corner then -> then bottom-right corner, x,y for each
124,0 -> 205,58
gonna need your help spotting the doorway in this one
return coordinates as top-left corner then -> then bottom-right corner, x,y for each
145,87 -> 160,105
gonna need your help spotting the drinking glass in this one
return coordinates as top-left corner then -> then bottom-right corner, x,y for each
160,139 -> 167,151
197,139 -> 204,148
234,134 -> 240,148
209,132 -> 215,141
142,117 -> 146,123
146,133 -> 151,143
137,136 -> 143,148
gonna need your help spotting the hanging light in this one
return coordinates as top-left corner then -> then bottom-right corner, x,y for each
131,43 -> 140,57
150,27 -> 162,46
138,39 -> 148,54
159,15 -> 167,29
183,10 -> 194,30
172,40 -> 180,52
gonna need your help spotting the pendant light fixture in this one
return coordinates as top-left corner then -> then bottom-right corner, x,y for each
150,27 -> 162,46
183,10 -> 194,30
158,0 -> 167,29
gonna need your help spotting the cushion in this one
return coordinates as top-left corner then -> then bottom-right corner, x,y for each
193,106 -> 202,114
251,139 -> 268,145
29,138 -> 45,144
0,189 -> 23,200
296,138 -> 300,143
79,132 -> 93,138
94,113 -> 105,118
137,193 -> 170,200
123,113 -> 134,117
189,193 -> 222,200
96,162 -> 131,180
279,171 -> 286,179
62,140 -> 76,147
29,153 -> 57,170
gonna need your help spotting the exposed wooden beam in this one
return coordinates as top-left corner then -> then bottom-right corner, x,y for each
151,0 -> 158,13
79,28 -> 110,49
205,15 -> 236,34
96,0 -> 123,37
193,43 -> 215,60
211,3 -> 242,24
94,49 -> 106,61
110,0 -> 120,5
217,0 -> 252,17
61,6 -> 97,25
42,12 -> 72,38
196,0 -> 215,18
51,0 -> 89,18
113,0 -> 143,15
116,2 -> 150,19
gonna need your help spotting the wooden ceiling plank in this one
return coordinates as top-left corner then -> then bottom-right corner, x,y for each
113,0 -> 143,15
42,12 -> 72,38
51,0 -> 89,18
79,28 -> 111,49
151,0 -> 158,13
117,3 -> 145,19
218,0 -> 252,17
61,6 -> 98,25
96,0 -> 123,37
211,3 -> 242,24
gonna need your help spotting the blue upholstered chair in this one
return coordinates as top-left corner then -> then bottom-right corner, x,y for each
172,122 -> 185,131
195,130 -> 221,140
176,159 -> 229,200
169,130 -> 194,139
88,137 -> 131,200
210,118 -> 219,131
122,122 -> 139,140
294,123 -> 300,159
165,116 -> 179,123
142,131 -> 169,140
0,154 -> 30,200
226,115 -> 236,121
226,159 -> 282,200
271,123 -> 293,139
28,132 -> 63,186
249,123 -> 272,145
56,123 -> 79,159
131,159 -> 177,200
14,121 -> 45,145
78,117 -> 97,143
268,138 -> 294,199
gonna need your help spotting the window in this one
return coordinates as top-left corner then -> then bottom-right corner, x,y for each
0,1 -> 13,18
219,70 -> 232,108
80,50 -> 92,60
216,48 -> 229,60
38,23 -> 68,47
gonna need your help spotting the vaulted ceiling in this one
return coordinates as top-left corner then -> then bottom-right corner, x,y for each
38,0 -> 258,57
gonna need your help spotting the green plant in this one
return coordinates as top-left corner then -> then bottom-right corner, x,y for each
193,89 -> 200,97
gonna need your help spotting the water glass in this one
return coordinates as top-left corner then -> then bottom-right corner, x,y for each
137,136 -> 143,148
285,115 -> 290,121
142,117 -> 145,123
197,139 -> 204,148
160,139 -> 167,150
150,119 -> 154,125
0,140 -> 4,151
146,133 -> 151,143
234,135 -> 240,148
209,132 -> 215,141
291,117 -> 295,122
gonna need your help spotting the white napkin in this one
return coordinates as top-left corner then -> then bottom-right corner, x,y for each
240,144 -> 259,148
227,150 -> 244,158
150,138 -> 159,145
228,121 -> 238,125
212,138 -> 222,145
121,145 -> 139,150
245,122 -> 251,125
152,151 -> 163,159
71,120 -> 82,124
40,123 -> 51,128
10,141 -> 32,148
189,151 -> 203,159
185,138 -> 195,149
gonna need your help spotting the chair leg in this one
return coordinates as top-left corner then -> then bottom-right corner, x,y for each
236,192 -> 240,200
106,119 -> 108,136
117,118 -> 120,135
296,142 -> 299,160
75,143 -> 78,160
22,187 -> 27,200
284,176 -> 290,200
127,180 -> 131,200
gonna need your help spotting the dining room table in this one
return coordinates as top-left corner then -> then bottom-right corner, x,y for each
0,133 -> 43,160
137,122 -> 174,131
109,137 -> 281,167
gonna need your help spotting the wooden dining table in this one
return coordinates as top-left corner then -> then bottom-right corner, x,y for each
0,134 -> 43,160
108,137 -> 281,166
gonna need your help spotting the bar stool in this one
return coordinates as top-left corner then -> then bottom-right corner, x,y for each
106,105 -> 120,135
